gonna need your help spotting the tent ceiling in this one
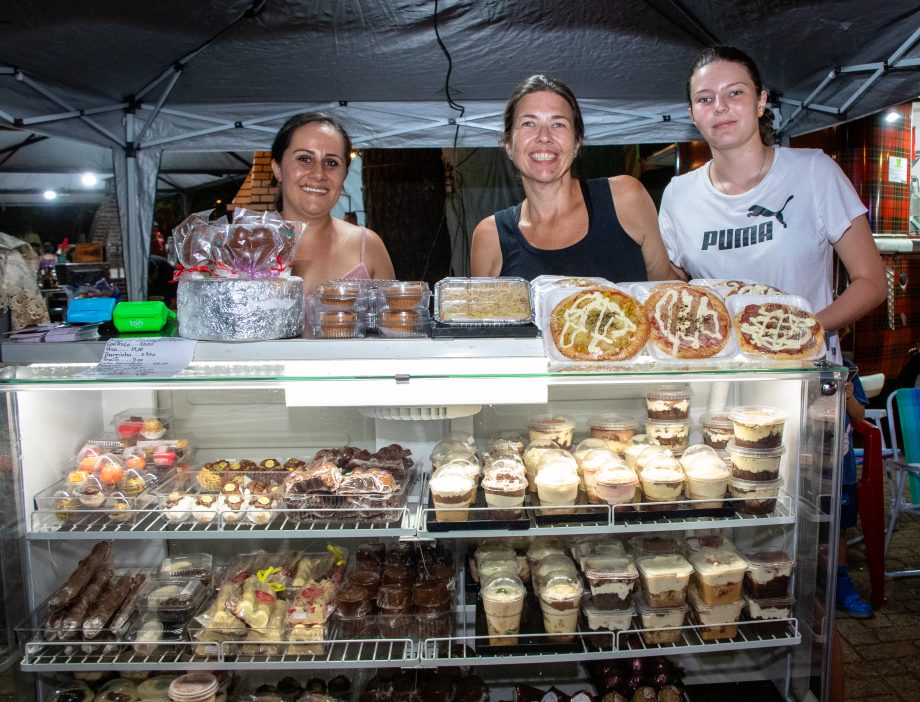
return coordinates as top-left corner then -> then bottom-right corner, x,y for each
1,1 -> 918,153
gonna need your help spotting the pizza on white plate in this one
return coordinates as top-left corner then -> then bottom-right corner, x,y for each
549,288 -> 649,361
643,284 -> 731,358
733,302 -> 825,360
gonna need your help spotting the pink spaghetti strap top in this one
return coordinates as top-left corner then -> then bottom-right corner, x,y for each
342,227 -> 370,280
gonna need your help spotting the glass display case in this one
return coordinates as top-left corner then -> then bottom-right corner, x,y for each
0,338 -> 845,701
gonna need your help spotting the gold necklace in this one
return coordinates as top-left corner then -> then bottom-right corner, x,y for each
713,148 -> 768,195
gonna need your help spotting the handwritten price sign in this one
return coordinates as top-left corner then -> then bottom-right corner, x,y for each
79,338 -> 196,378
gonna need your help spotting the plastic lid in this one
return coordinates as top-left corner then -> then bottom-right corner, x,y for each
646,384 -> 691,401
688,549 -> 747,577
594,466 -> 638,486
725,441 -> 786,458
588,413 -> 640,431
533,553 -> 578,580
634,445 -> 672,471
640,454 -> 683,474
679,444 -> 720,468
728,476 -> 784,489
316,281 -> 364,298
527,540 -> 568,562
685,535 -> 734,552
583,555 -> 639,579
683,458 -> 730,481
729,405 -> 787,425
579,449 -> 622,473
629,535 -> 682,556
636,554 -> 694,579
168,672 -> 219,701
574,437 -> 612,456
378,280 -> 429,295
537,572 -> 584,601
701,412 -> 734,429
573,538 -> 626,560
141,578 -> 207,613
742,593 -> 796,608
157,553 -> 213,581
481,574 -> 526,599
527,413 -> 575,431
741,549 -> 795,569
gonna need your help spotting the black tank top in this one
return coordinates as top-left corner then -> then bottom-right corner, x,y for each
495,178 -> 648,282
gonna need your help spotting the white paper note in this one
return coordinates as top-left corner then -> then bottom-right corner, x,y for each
79,338 -> 197,378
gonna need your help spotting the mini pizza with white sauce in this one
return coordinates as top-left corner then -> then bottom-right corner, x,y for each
733,302 -> 825,360
643,284 -> 731,358
549,288 -> 649,361
718,280 -> 788,297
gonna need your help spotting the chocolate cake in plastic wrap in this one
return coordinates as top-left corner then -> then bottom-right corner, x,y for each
173,209 -> 308,340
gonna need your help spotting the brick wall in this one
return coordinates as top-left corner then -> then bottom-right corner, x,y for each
231,151 -> 277,212
90,193 -> 122,267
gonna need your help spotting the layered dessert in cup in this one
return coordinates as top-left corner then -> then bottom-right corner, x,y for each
689,549 -> 748,604
624,434 -> 661,470
742,594 -> 796,636
636,554 -> 694,606
729,405 -> 787,449
583,555 -> 639,609
526,539 -> 569,576
634,593 -> 688,645
527,414 -> 576,451
523,439 -> 561,492
537,573 -> 584,643
534,461 -> 580,514
645,384 -> 692,420
682,451 -> 730,509
480,574 -> 527,646
725,441 -> 785,481
644,419 -> 690,455
429,467 -> 476,522
594,464 -> 639,508
481,466 -> 528,519
688,585 -> 743,640
574,437 -> 613,465
438,456 -> 482,487
486,432 -> 526,458
588,414 -> 639,455
727,476 -> 784,515
807,400 -> 838,454
639,454 -> 685,506
582,595 -> 634,649
742,549 -> 795,598
579,449 -> 622,503
532,553 -> 579,594
701,412 -> 734,451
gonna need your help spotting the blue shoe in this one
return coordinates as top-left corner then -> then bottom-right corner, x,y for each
836,572 -> 873,618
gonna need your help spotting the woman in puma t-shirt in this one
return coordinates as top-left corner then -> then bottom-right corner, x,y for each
658,46 -> 884,360
271,112 -> 394,293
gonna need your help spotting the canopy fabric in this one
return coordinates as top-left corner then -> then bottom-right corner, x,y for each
2,1 -> 919,298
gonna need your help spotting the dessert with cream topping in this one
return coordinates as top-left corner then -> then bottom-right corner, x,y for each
538,573 -> 583,643
689,549 -> 748,604
728,476 -> 783,515
429,468 -> 476,522
701,412 -> 734,450
534,461 -> 580,513
726,441 -> 785,481
636,554 -> 694,606
583,555 -> 639,609
639,455 -> 685,504
624,434 -> 660,470
646,385 -> 692,420
582,595 -> 634,648
528,414 -> 576,450
634,593 -> 688,644
742,549 -> 795,598
688,585 -> 743,640
729,405 -> 787,449
644,419 -> 690,455
588,414 -> 639,454
743,594 -> 795,636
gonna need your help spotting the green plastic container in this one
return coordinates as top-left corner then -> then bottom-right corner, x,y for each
113,301 -> 175,333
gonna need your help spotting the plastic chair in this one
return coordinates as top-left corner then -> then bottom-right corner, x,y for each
882,388 -> 920,578
852,419 -> 886,606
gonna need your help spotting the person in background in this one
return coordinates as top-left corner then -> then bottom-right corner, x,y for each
271,113 -> 394,293
148,255 -> 177,309
836,358 -> 871,618
471,74 -> 676,281
659,46 -> 885,361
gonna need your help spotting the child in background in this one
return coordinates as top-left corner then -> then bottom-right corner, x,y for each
836,359 -> 872,617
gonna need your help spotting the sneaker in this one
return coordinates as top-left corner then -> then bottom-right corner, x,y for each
836,572 -> 873,618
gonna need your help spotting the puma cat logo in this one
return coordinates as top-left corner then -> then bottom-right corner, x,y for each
747,195 -> 794,228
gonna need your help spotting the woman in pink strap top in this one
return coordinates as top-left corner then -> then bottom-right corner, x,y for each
271,113 -> 394,293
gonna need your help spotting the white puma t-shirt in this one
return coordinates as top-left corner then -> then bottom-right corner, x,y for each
659,146 -> 867,361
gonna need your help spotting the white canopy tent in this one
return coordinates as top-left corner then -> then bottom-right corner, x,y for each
1,0 -> 919,298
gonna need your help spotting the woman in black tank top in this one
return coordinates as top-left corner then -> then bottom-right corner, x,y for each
470,75 -> 676,283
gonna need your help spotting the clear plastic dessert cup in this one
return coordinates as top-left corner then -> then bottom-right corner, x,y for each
628,534 -> 683,557
688,549 -> 748,604
683,455 -> 730,509
534,464 -> 580,514
429,468 -> 476,522
480,575 -> 526,646
644,419 -> 690,455
701,412 -> 734,450
634,593 -> 688,645
594,465 -> 639,507
582,595 -> 634,649
727,476 -> 783,515
635,554 -> 694,607
581,451 -> 627,504
742,549 -> 795,598
624,434 -> 660,470
639,455 -> 685,504
527,414 -> 576,450
743,593 -> 796,636
537,573 -> 583,643
588,414 -> 640,454
523,439 -> 561,492
645,384 -> 692,420
688,585 -> 743,640
729,405 -> 787,449
583,555 -> 639,610
725,441 -> 785,482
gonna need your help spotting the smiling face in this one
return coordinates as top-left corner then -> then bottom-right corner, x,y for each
271,121 -> 348,221
505,90 -> 581,183
688,60 -> 768,151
